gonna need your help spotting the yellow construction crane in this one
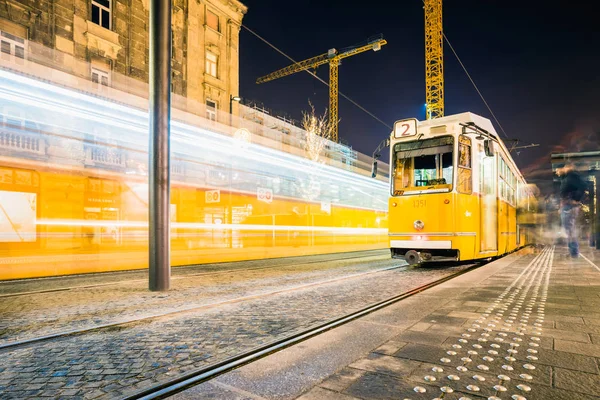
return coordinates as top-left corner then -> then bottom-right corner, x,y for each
424,0 -> 444,119
256,35 -> 387,142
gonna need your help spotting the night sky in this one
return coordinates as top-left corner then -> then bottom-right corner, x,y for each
238,0 -> 600,188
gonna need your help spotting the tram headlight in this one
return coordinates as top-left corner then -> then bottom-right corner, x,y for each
414,220 -> 424,231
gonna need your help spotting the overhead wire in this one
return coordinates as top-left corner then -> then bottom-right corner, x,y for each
442,32 -> 509,139
243,12 -> 510,141
241,24 -> 393,130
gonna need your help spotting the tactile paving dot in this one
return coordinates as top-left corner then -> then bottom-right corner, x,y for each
477,365 -> 490,371
461,357 -> 472,363
413,386 -> 426,393
440,386 -> 454,393
498,374 -> 511,381
424,375 -> 436,382
523,363 -> 536,370
511,395 -> 527,400
502,365 -> 514,371
440,358 -> 451,363
457,366 -> 468,372
432,366 -> 444,373
519,374 -> 533,381
458,397 -> 473,400
517,384 -> 531,392
493,385 -> 507,392
447,375 -> 460,381
466,384 -> 480,391
473,374 -> 486,382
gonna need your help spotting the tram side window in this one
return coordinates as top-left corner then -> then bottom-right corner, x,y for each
499,157 -> 516,205
457,136 -> 472,194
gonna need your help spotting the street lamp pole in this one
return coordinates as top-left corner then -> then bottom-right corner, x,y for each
148,0 -> 172,291
229,94 -> 241,126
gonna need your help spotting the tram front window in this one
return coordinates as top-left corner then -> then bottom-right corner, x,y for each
392,136 -> 454,195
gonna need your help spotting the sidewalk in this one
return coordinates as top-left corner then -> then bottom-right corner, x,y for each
178,246 -> 600,400
300,246 -> 600,400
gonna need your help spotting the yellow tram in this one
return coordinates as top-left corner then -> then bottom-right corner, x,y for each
385,112 -> 533,264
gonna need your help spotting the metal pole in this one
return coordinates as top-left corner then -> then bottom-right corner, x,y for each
229,95 -> 233,126
149,0 -> 172,291
595,172 -> 600,250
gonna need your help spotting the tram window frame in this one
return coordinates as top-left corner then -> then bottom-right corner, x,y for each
499,156 -> 516,206
392,135 -> 454,196
457,135 -> 472,194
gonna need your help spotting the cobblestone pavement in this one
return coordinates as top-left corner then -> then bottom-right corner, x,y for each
0,251 -> 390,343
0,250 -> 386,295
301,246 -> 600,400
0,254 -> 472,399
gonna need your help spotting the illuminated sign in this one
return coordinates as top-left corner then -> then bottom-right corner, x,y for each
205,190 -> 220,203
393,118 -> 418,138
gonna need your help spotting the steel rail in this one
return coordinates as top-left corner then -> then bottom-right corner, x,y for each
121,262 -> 485,400
0,250 -> 387,298
0,262 -> 405,351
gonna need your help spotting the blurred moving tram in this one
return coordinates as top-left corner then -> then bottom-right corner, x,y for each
378,112 -> 536,265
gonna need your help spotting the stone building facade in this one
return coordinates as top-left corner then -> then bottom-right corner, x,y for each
0,0 -> 247,118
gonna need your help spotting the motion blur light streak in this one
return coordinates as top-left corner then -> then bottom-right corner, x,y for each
0,67 -> 389,279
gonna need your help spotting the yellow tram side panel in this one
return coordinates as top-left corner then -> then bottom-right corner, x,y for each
0,164 -> 389,280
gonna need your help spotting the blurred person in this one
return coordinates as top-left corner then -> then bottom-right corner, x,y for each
556,163 -> 587,258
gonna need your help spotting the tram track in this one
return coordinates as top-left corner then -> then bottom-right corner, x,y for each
0,260 -> 406,352
121,261 -> 486,400
0,250 -> 388,298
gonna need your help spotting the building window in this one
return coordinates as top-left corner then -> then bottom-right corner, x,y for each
91,67 -> 110,87
0,30 -> 26,60
206,51 -> 218,78
91,0 -> 111,30
206,99 -> 217,121
206,10 -> 220,32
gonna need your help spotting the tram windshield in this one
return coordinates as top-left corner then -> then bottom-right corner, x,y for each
392,136 -> 454,195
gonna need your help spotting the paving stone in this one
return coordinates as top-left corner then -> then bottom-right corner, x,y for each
584,318 -> 600,326
349,353 -> 422,378
344,371 -> 446,399
297,387 -> 361,400
409,322 -> 433,331
556,322 -> 600,335
393,343 -> 460,367
554,368 -> 600,396
542,328 -> 591,343
372,340 -> 407,356
525,384 -> 600,400
555,339 -> 600,357
515,347 -> 599,374
319,367 -> 366,392
393,331 -> 450,346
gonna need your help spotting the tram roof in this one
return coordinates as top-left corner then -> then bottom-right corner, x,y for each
412,112 -> 527,186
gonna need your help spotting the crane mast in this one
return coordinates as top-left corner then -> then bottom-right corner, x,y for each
424,0 -> 444,119
256,36 -> 387,142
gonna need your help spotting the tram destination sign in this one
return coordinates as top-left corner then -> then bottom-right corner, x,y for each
393,118 -> 418,138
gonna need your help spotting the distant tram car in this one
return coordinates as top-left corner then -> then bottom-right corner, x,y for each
383,112 -> 534,265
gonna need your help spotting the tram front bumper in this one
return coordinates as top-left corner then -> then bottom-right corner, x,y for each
390,239 -> 459,263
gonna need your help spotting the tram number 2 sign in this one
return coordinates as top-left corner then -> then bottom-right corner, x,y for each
393,118 -> 418,138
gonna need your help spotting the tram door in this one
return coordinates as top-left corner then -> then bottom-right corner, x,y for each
479,146 -> 498,252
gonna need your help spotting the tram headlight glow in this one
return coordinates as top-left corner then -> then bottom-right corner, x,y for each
414,220 -> 425,231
